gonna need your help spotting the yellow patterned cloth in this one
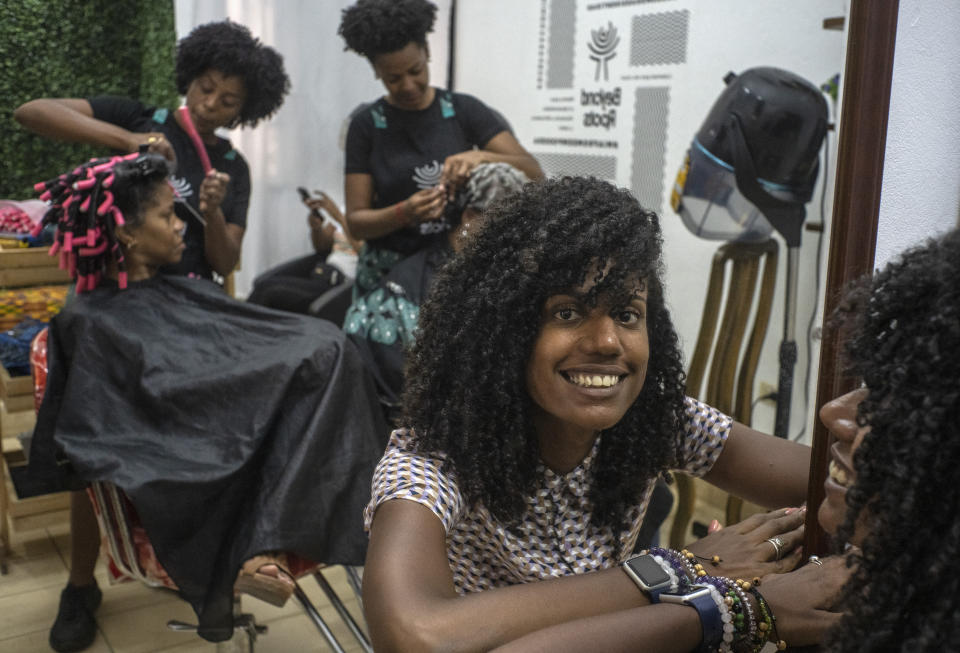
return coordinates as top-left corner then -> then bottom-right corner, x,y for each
0,284 -> 69,331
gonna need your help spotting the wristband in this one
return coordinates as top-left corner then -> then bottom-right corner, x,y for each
395,200 -> 410,226
660,585 -> 723,653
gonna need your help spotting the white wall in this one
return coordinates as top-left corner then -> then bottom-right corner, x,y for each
875,0 -> 960,267
455,0 -> 847,441
174,0 -> 452,297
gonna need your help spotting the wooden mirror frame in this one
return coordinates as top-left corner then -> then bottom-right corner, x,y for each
802,0 -> 901,555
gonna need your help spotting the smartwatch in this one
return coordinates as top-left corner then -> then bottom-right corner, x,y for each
660,585 -> 723,653
621,553 -> 676,602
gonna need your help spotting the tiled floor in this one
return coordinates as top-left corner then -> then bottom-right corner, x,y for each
0,521 -> 369,653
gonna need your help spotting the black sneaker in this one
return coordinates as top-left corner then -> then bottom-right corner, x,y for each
49,581 -> 102,652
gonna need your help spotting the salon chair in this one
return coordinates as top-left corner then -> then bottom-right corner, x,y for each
669,239 -> 778,548
30,328 -> 373,653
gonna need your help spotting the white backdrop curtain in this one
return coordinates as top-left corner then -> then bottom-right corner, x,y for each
174,0 -> 452,297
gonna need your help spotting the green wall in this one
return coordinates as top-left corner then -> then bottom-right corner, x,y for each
0,0 -> 179,199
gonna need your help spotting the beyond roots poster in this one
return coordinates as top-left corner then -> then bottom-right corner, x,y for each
529,0 -> 689,211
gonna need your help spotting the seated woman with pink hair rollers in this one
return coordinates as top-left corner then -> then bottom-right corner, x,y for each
29,151 -> 387,649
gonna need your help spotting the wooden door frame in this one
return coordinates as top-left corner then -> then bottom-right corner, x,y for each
803,0 -> 901,555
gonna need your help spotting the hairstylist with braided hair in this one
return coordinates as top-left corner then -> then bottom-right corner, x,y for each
337,0 -> 543,302
15,20 -> 289,284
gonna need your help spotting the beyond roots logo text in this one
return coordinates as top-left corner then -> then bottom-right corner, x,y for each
588,21 -> 619,82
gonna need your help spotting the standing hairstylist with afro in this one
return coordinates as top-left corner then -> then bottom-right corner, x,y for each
15,20 -> 290,285
337,0 -> 543,300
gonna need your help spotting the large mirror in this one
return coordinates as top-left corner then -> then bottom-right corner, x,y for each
453,0 -> 847,447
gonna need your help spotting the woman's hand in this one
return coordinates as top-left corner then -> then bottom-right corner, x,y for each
684,507 -> 805,579
402,185 -> 447,225
757,554 -> 852,647
199,169 -> 230,216
305,191 -> 345,227
441,149 -> 488,194
130,131 -> 177,164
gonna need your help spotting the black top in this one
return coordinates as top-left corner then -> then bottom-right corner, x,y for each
344,89 -> 508,256
89,96 -> 251,280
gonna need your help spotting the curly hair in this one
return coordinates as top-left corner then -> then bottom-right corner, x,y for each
338,0 -> 437,61
34,152 -> 172,292
402,176 -> 687,544
825,228 -> 960,652
176,20 -> 289,128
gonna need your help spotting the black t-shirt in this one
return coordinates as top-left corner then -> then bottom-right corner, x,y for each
344,89 -> 508,256
88,96 -> 251,281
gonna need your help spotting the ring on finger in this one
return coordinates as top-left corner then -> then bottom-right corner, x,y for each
147,136 -> 160,144
765,536 -> 785,561
808,555 -> 823,567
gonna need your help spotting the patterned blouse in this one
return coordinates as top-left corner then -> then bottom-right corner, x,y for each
364,397 -> 731,594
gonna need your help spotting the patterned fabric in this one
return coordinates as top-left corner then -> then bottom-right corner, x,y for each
364,396 -> 731,593
0,284 -> 69,331
343,286 -> 420,347
352,243 -> 403,298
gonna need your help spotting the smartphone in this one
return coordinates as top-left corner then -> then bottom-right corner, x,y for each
297,187 -> 323,220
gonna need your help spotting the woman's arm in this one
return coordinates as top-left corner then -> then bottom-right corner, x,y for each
363,499 -> 651,653
702,421 -> 811,509
14,98 -> 175,161
492,605 -> 702,653
197,171 -> 244,276
441,131 -> 544,191
344,173 -> 446,241
496,555 -> 850,653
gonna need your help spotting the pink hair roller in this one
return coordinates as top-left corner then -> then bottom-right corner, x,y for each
97,192 -> 114,215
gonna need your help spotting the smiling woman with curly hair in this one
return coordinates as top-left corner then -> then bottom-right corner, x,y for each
817,228 -> 960,653
361,176 -> 846,652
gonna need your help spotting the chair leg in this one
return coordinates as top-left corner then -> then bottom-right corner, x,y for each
169,596 -> 265,652
345,566 -> 364,607
294,581 -> 349,653
314,569 -> 373,653
725,495 -> 744,527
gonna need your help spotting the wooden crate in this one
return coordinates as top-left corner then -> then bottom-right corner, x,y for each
3,447 -> 71,533
1,393 -> 69,556
0,363 -> 33,401
0,246 -> 70,288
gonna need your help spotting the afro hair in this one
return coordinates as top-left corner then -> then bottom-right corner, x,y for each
825,228 -> 960,652
402,176 -> 686,547
176,20 -> 290,129
338,0 -> 437,61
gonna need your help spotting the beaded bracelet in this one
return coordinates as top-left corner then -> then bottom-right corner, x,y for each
747,585 -> 786,652
647,547 -> 696,586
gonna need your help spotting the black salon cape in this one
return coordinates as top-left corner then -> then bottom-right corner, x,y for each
29,276 -> 388,641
